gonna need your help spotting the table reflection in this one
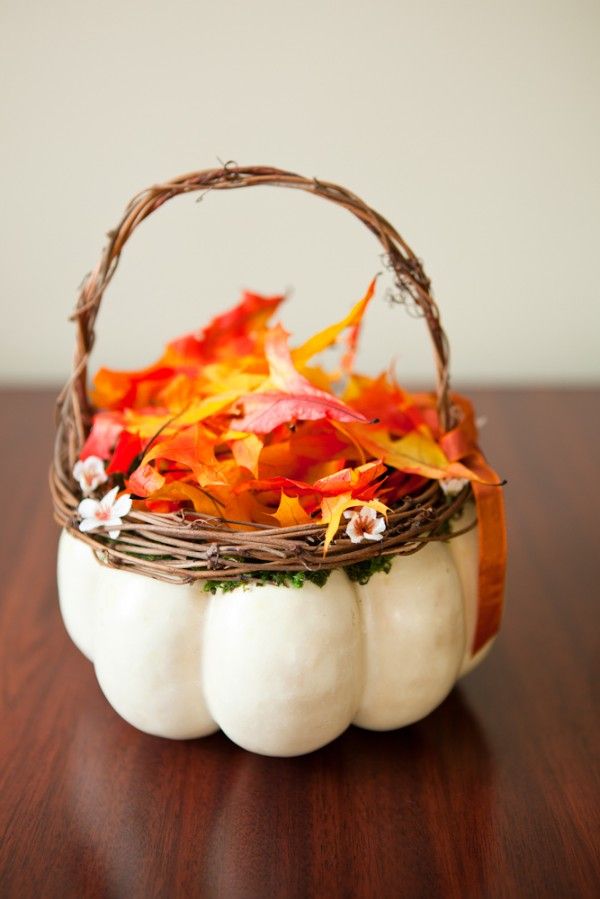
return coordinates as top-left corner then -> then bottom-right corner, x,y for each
63,686 -> 497,897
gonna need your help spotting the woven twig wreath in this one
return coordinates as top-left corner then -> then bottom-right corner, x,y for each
50,165 -> 471,584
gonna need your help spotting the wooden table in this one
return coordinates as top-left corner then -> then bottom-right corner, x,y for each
0,388 -> 598,898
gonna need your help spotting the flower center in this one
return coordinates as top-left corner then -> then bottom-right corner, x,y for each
355,511 -> 372,533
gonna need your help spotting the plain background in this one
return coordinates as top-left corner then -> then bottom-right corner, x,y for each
1,0 -> 598,389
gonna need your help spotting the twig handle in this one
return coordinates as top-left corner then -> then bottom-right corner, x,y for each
59,165 -> 451,463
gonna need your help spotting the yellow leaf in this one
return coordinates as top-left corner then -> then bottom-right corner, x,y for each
123,394 -> 238,439
291,278 -> 377,370
349,427 -> 485,482
319,493 -> 389,554
148,481 -> 222,514
389,431 -> 450,472
178,393 -> 239,423
230,433 -> 263,477
271,493 -> 312,528
124,410 -> 175,440
155,372 -> 196,410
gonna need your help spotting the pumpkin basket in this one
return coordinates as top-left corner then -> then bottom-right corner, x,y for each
50,165 -> 507,757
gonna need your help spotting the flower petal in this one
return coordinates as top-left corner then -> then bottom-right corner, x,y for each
78,498 -> 99,518
102,485 -> 121,506
79,518 -> 100,533
112,495 -> 133,517
102,516 -> 123,530
358,508 -> 375,524
74,456 -> 108,494
345,520 -> 364,543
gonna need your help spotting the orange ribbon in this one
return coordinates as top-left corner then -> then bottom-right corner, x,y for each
440,395 -> 507,655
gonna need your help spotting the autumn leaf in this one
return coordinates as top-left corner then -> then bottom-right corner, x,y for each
319,494 -> 389,553
234,390 -> 371,434
266,323 -> 315,392
291,277 -> 377,372
91,292 -> 283,411
343,371 -> 425,435
271,493 -> 312,527
234,324 -> 372,433
82,281 -> 501,534
347,426 -> 486,482
377,470 -> 428,501
142,424 -> 231,487
241,461 -> 386,517
142,480 -> 221,514
106,430 -> 143,475
123,392 -> 248,441
92,365 -> 182,411
123,408 -> 176,440
278,422 -> 349,465
126,463 -> 166,497
154,372 -> 196,410
165,291 -> 285,364
312,460 -> 386,497
237,475 -> 318,498
80,411 -> 124,460
228,433 -> 263,477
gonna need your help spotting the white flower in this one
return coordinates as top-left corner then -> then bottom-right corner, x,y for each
440,477 -> 469,497
73,456 -> 108,494
78,486 -> 132,540
344,506 -> 386,543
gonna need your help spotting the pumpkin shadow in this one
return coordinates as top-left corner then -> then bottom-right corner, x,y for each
63,685 -> 497,897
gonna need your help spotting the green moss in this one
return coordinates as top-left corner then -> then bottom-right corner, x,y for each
203,568 -> 332,594
202,556 -> 396,594
344,555 -> 393,584
203,579 -> 243,594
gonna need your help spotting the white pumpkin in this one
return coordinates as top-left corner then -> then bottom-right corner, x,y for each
57,502 -> 493,756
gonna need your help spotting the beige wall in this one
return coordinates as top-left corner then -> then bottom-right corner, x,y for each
1,0 -> 598,387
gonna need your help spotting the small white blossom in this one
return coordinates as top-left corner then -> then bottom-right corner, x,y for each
344,507 -> 386,543
440,477 -> 469,497
73,456 -> 108,494
78,486 -> 132,540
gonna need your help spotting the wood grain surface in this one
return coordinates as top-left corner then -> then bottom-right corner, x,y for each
0,388 -> 598,899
